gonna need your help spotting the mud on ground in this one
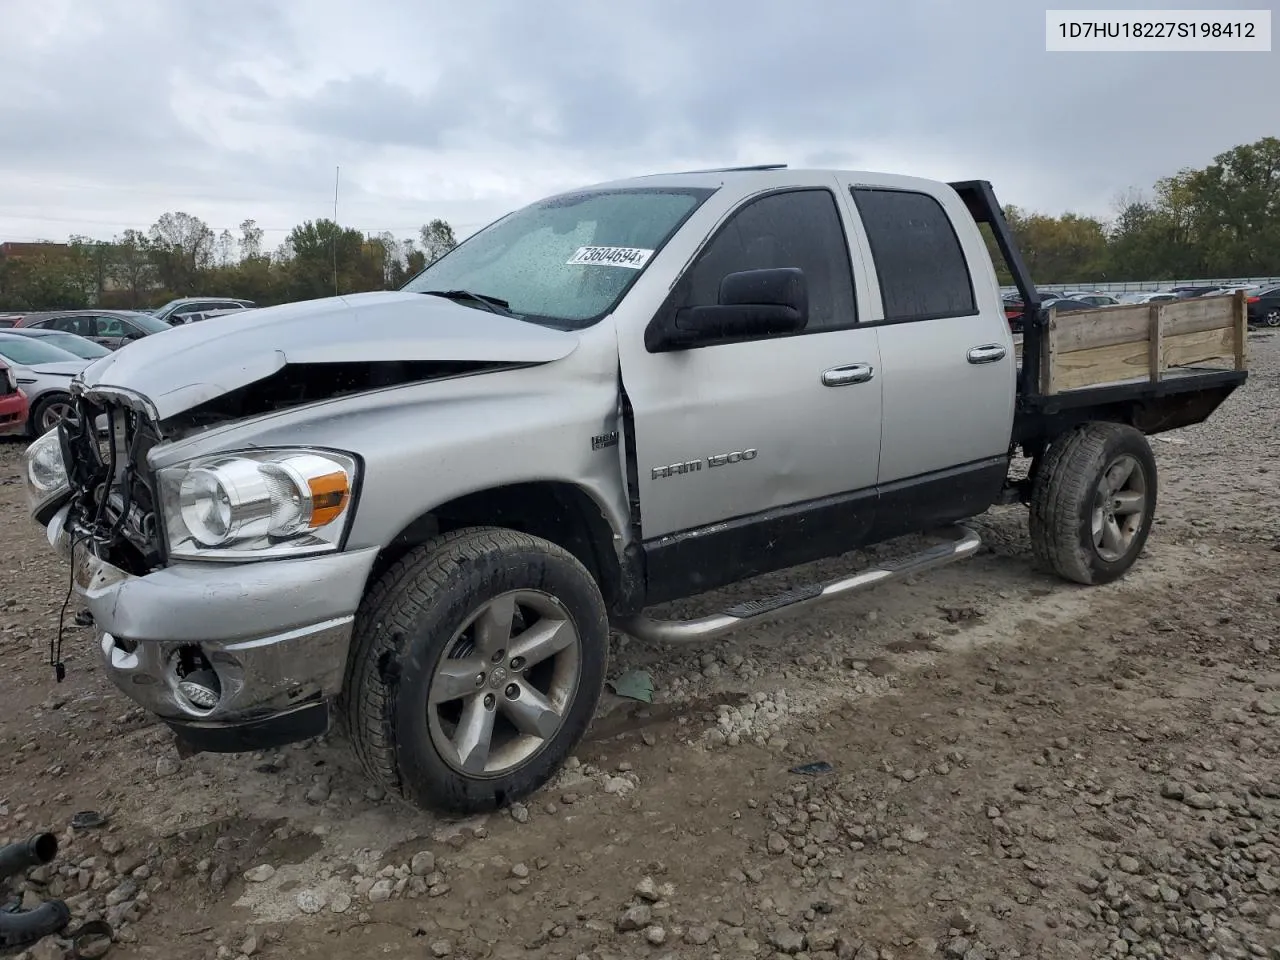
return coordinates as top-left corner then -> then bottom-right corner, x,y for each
1,332 -> 1278,960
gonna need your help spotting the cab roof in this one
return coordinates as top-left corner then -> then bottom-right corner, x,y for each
573,163 -> 954,196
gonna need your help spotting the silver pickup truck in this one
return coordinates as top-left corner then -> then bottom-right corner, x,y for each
24,165 -> 1248,814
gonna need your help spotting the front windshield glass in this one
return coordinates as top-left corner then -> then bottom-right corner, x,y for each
122,311 -> 175,334
0,336 -> 81,366
401,186 -> 715,328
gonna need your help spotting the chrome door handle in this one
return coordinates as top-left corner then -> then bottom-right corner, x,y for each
821,363 -> 875,387
967,344 -> 1007,364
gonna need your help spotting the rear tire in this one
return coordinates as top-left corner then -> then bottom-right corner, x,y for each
1029,422 -> 1157,585
342,527 -> 609,815
1264,308 -> 1280,328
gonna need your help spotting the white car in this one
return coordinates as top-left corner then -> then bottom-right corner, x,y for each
0,333 -> 91,435
1116,291 -> 1179,304
1061,291 -> 1121,306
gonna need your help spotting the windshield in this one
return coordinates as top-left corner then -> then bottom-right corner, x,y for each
401,186 -> 715,328
119,311 -> 174,334
38,333 -> 110,358
0,336 -> 82,366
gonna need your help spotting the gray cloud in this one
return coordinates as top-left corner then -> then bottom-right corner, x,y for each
0,0 -> 1275,247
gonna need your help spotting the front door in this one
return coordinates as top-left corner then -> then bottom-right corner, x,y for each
617,178 -> 884,600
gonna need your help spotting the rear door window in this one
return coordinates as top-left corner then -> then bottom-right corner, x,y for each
850,187 -> 977,323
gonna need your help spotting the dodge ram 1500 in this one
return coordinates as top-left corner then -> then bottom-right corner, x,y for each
25,164 -> 1249,814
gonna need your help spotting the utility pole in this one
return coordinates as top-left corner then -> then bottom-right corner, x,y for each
332,166 -> 340,296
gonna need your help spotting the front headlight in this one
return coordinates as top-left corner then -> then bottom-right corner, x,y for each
24,427 -> 71,519
157,448 -> 360,561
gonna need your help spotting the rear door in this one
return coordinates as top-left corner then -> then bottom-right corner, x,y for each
835,179 -> 1015,534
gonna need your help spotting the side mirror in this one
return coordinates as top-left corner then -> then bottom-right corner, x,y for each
646,267 -> 809,351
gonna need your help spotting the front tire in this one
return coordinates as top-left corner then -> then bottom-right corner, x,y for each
342,527 -> 609,815
29,392 -> 73,436
1029,422 -> 1157,585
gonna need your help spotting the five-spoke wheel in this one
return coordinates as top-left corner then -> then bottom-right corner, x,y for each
1030,421 -> 1158,585
343,527 -> 609,814
427,590 -> 582,779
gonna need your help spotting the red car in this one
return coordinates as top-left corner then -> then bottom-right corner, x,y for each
0,360 -> 29,436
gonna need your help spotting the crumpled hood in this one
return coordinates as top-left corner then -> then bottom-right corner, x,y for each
77,290 -> 580,419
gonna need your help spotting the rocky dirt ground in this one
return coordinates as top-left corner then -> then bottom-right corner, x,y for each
1,333 -> 1278,960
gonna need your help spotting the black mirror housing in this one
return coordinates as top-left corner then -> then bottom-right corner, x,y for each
646,267 -> 809,351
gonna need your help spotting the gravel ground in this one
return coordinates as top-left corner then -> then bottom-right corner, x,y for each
0,331 -> 1277,960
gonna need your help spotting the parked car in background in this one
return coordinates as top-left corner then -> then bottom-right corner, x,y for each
13,309 -> 173,350
0,359 -> 29,436
1002,290 -> 1062,322
151,297 -> 257,325
1009,296 -> 1097,332
1,328 -> 111,360
1060,291 -> 1121,306
1116,291 -> 1179,304
0,333 -> 90,434
1247,286 -> 1280,327
1171,285 -> 1222,299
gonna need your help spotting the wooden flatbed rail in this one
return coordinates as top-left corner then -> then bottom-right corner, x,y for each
1014,290 -> 1249,394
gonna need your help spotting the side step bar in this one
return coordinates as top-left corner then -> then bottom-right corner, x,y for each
614,524 -> 981,644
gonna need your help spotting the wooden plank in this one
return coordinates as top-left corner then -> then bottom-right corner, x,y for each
1148,303 -> 1164,383
1042,309 -> 1058,395
1052,324 -> 1235,392
1163,326 -> 1235,368
1053,304 -> 1149,353
1051,295 -> 1236,354
1052,340 -> 1150,391
1233,289 -> 1248,371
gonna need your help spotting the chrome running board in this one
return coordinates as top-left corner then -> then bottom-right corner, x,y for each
614,524 -> 981,644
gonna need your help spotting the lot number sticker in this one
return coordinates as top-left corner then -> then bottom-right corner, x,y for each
566,246 -> 654,269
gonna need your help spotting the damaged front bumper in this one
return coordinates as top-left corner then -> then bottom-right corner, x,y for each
50,506 -> 379,752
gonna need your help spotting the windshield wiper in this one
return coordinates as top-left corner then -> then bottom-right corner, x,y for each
418,289 -> 515,316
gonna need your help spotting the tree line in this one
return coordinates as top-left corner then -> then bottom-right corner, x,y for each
985,136 -> 1280,286
2,135 -> 1278,312
0,216 -> 460,311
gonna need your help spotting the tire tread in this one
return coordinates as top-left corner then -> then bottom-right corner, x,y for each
1029,421 -> 1155,585
339,526 -> 606,812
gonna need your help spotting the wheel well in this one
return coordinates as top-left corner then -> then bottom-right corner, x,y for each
368,482 -> 623,608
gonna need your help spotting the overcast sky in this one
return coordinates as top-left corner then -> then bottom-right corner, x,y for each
1,0 -> 1275,250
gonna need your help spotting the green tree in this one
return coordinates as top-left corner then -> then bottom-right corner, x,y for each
106,229 -> 158,307
283,218 -> 377,300
239,219 -> 265,262
0,247 -> 94,309
148,212 -> 215,294
420,218 -> 457,264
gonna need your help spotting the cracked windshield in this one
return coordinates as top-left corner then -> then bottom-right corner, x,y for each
0,2 -> 1276,959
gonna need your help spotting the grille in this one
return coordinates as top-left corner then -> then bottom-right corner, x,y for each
62,395 -> 165,573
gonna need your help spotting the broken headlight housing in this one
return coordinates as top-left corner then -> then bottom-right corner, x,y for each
157,448 -> 360,561
24,427 -> 71,519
